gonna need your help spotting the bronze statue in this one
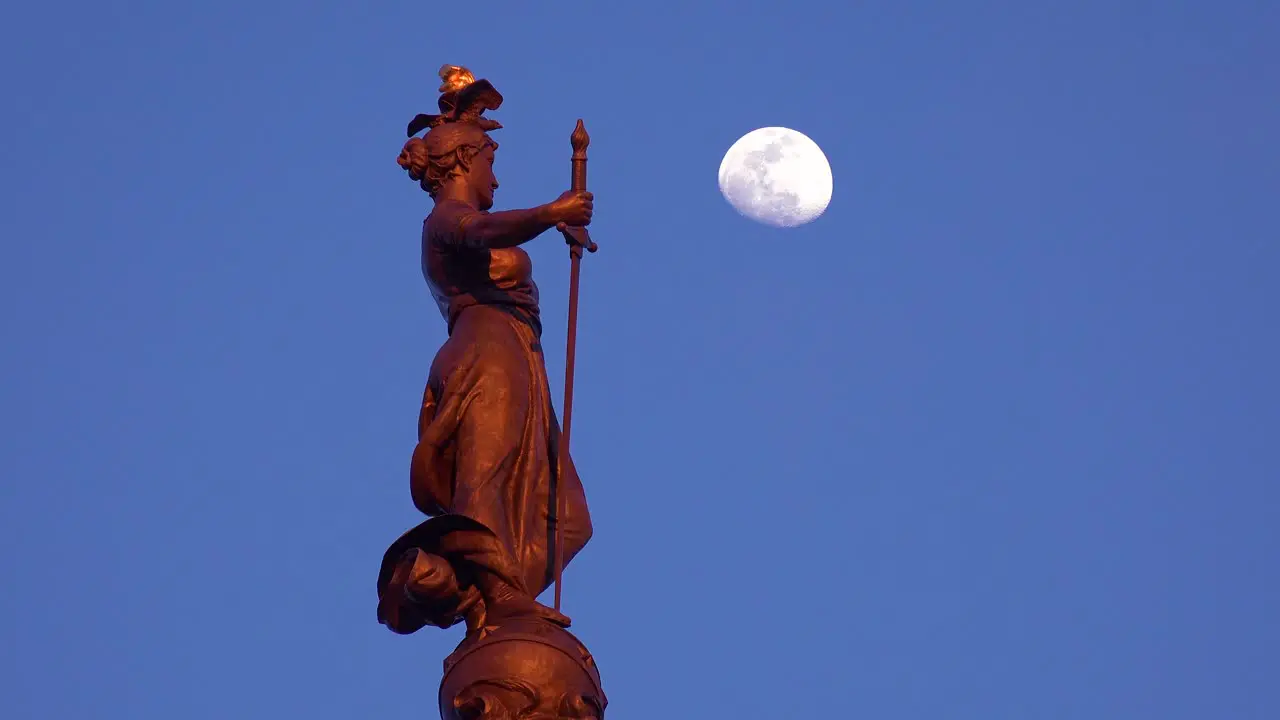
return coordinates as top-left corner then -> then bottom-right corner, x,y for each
377,64 -> 607,718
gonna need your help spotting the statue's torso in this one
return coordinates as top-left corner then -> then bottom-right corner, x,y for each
422,199 -> 541,330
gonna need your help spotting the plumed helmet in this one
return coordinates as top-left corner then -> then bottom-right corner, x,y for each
407,64 -> 504,138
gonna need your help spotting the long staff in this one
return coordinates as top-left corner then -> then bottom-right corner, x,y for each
554,119 -> 597,613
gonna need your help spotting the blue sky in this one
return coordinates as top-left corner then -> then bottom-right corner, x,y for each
2,1 -> 1277,717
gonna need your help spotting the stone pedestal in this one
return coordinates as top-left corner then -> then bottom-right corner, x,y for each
438,617 -> 606,720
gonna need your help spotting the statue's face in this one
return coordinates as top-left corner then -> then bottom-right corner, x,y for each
466,144 -> 499,211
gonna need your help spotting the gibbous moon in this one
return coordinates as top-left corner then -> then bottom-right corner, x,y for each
718,127 -> 833,227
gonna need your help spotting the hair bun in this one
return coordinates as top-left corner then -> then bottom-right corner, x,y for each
397,137 -> 429,181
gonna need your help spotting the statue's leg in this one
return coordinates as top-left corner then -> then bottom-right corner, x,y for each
435,311 -> 576,630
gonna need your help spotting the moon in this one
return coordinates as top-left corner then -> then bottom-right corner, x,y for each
718,127 -> 833,228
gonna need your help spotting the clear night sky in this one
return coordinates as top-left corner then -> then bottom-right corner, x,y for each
3,2 -> 1278,718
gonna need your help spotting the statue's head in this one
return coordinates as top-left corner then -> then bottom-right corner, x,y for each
438,619 -> 607,720
397,65 -> 503,209
398,124 -> 499,208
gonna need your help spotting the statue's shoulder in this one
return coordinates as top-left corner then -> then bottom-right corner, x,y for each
426,200 -> 482,245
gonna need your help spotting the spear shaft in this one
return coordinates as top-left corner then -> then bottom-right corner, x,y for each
554,119 -> 596,613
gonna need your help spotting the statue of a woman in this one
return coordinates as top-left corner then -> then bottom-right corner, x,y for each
376,66 -> 596,638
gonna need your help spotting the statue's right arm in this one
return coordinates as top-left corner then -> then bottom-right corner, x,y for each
450,205 -> 559,250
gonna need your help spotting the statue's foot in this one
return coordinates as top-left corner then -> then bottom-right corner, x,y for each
479,580 -> 572,629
